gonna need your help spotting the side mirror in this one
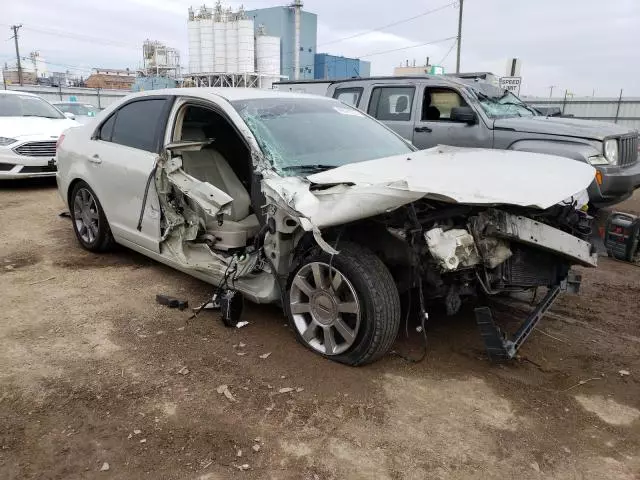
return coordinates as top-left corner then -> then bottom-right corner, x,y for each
450,106 -> 477,125
64,112 -> 76,120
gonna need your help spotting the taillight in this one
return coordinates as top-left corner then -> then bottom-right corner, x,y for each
56,134 -> 65,150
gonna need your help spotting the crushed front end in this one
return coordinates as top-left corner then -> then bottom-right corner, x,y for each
379,199 -> 597,360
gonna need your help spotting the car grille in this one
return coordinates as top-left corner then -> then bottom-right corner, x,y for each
0,162 -> 15,171
619,135 -> 638,167
12,141 -> 57,157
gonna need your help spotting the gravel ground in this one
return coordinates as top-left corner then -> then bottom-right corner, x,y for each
1,180 -> 639,480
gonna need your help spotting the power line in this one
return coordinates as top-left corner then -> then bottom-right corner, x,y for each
316,1 -> 457,49
437,38 -> 457,65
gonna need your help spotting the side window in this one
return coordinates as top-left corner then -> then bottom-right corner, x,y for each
422,88 -> 469,121
368,86 -> 415,121
98,114 -> 116,141
110,99 -> 166,151
333,88 -> 363,108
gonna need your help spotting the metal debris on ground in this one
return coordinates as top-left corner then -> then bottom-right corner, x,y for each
139,438 -> 147,444
133,429 -> 141,435
278,387 -> 294,394
236,464 -> 250,471
236,449 -> 242,457
259,352 -> 271,359
563,377 -> 601,392
155,294 -> 189,311
252,444 -> 260,452
216,384 -> 237,402
177,366 -> 190,375
28,276 -> 56,286
619,370 -> 631,376
235,321 -> 249,329
100,462 -> 110,472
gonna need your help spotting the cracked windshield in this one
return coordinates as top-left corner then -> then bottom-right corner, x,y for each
233,97 -> 412,174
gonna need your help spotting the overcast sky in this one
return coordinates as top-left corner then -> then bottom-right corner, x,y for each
3,0 -> 639,97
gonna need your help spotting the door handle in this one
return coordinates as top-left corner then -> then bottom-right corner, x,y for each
415,126 -> 433,133
88,154 -> 102,164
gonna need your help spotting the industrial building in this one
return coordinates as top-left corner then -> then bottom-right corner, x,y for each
314,54 -> 370,80
186,1 -> 368,88
245,1 -> 317,81
186,3 -> 281,88
85,68 -> 136,90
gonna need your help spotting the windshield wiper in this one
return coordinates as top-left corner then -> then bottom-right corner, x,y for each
280,164 -> 336,174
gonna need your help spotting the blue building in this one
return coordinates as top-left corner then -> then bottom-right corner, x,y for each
314,54 -> 371,80
245,6 -> 318,81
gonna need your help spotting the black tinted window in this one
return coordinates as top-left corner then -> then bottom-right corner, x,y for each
99,114 -> 116,141
111,99 -> 166,151
368,86 -> 415,121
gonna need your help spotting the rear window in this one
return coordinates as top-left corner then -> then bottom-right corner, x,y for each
110,99 -> 166,152
333,88 -> 363,108
368,86 -> 415,122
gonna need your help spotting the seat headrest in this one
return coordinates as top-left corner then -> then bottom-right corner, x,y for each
181,126 -> 206,141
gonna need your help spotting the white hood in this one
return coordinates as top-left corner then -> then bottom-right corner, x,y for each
307,146 -> 596,210
262,146 -> 596,232
0,116 -> 79,139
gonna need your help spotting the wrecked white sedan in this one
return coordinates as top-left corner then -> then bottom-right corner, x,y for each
56,88 -> 598,365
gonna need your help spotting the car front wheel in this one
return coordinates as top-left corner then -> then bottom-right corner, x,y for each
287,242 -> 401,366
70,181 -> 114,252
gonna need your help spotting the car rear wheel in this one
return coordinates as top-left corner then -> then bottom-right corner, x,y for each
287,242 -> 401,366
70,181 -> 114,252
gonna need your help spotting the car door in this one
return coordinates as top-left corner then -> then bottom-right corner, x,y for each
366,85 -> 417,143
412,84 -> 492,149
89,96 -> 173,253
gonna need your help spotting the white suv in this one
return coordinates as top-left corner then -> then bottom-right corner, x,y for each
0,90 -> 79,179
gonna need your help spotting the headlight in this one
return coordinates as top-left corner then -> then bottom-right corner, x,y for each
0,137 -> 17,146
604,139 -> 618,165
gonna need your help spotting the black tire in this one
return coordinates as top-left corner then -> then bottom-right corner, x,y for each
70,181 -> 114,252
286,242 -> 401,366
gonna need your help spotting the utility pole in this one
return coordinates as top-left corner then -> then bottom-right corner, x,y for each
548,85 -> 556,98
10,25 -> 23,86
455,0 -> 464,73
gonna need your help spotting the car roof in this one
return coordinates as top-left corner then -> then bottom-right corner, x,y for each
124,87 -> 335,102
276,75 -> 470,88
0,90 -> 40,97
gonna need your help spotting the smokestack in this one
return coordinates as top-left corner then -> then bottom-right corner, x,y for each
292,0 -> 303,80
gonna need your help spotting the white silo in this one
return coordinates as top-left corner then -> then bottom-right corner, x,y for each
237,18 -> 255,74
200,17 -> 215,73
256,32 -> 280,89
225,20 -> 238,73
213,19 -> 226,72
187,19 -> 201,73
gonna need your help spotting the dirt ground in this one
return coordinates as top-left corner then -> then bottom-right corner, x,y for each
1,181 -> 639,480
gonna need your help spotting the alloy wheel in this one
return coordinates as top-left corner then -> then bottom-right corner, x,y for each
289,261 -> 361,356
73,187 -> 100,244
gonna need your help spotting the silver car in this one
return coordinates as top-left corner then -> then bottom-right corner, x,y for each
56,88 -> 597,365
52,102 -> 101,125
